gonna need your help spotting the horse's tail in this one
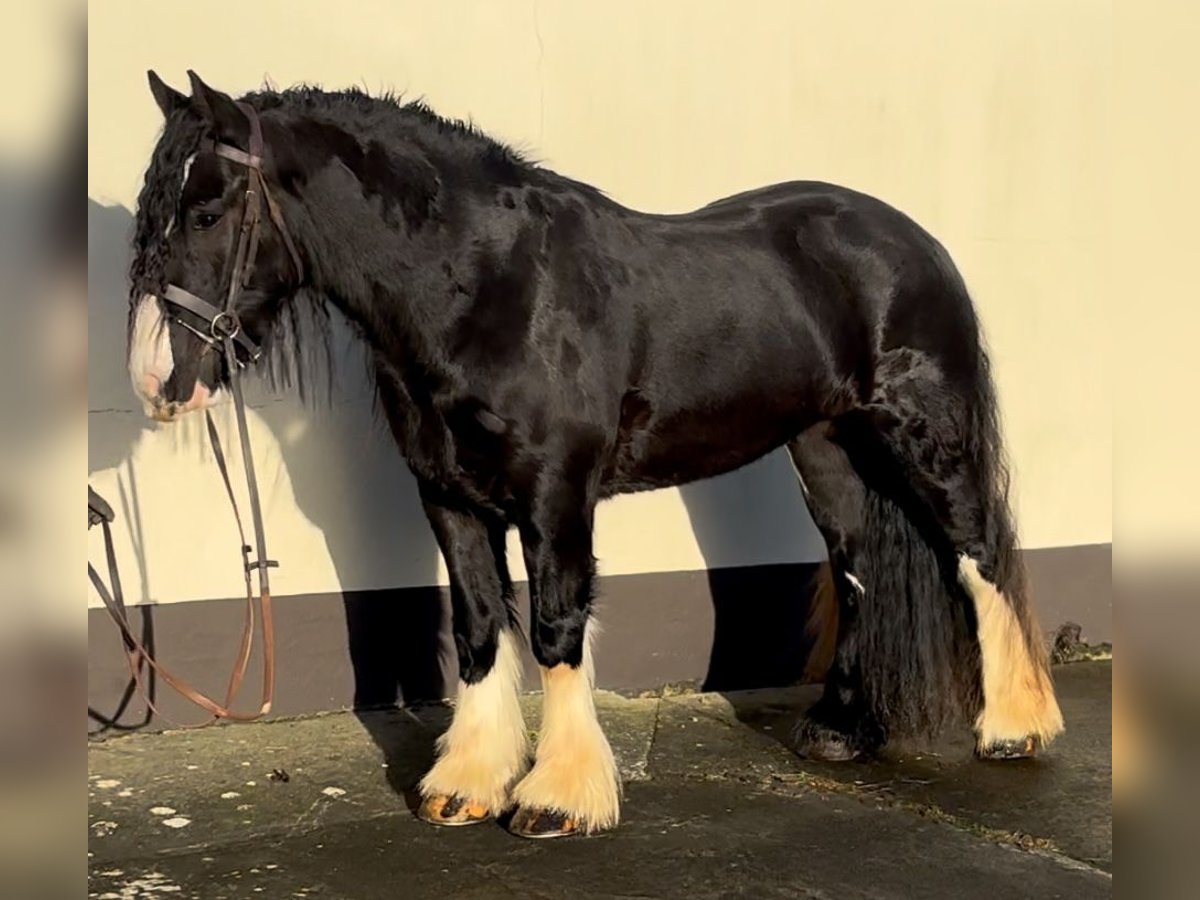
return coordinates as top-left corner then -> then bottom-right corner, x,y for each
849,474 -> 981,741
793,424 -> 982,740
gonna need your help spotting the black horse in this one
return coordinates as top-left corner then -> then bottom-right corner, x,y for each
126,71 -> 1063,838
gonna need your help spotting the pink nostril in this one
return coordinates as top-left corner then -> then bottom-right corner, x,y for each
189,382 -> 211,408
142,374 -> 163,399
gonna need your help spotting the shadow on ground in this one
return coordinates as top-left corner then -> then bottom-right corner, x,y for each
87,661 -> 1112,899
719,659 -> 1113,871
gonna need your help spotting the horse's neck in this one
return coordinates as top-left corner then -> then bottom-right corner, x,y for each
289,190 -> 442,352
280,125 -> 524,379
303,230 -> 459,392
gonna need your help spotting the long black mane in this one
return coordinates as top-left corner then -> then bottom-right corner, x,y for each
130,83 -> 555,406
249,85 -> 536,175
129,109 -> 207,309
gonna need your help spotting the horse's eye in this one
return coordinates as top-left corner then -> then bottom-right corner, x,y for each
193,211 -> 222,230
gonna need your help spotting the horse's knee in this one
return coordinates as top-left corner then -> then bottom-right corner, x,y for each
456,616 -> 504,684
531,607 -> 590,670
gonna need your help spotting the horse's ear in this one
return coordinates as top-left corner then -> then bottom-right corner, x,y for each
147,70 -> 187,118
186,70 -> 248,147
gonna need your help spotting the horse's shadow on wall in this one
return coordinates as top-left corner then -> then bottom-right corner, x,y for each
679,456 -> 828,693
251,367 -> 453,708
88,199 -> 448,727
87,198 -> 829,769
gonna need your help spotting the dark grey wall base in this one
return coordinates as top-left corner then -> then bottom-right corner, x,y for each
88,544 -> 1110,734
1022,543 -> 1111,645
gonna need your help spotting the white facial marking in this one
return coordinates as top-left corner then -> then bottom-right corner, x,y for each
129,293 -> 174,408
164,153 -> 197,239
180,152 -> 197,194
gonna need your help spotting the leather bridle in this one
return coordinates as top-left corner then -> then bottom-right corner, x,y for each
90,102 -> 303,726
161,101 -> 303,366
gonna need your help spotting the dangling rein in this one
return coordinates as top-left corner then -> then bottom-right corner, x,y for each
88,408 -> 278,727
89,101 -> 300,727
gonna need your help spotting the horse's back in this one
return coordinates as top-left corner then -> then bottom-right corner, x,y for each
598,180 -> 980,492
648,178 -> 979,388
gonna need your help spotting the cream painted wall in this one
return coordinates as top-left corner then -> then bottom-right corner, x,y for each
88,0 -> 1112,607
1113,0 -> 1198,565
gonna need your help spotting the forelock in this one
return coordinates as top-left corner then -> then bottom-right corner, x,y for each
128,110 -> 208,303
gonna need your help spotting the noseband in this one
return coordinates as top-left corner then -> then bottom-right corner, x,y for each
161,101 -> 304,364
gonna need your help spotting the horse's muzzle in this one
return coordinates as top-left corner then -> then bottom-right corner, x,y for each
144,381 -> 218,422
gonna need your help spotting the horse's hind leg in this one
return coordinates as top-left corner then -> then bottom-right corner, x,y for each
866,351 -> 1064,758
786,424 -> 885,760
416,488 -> 529,825
507,452 -> 620,838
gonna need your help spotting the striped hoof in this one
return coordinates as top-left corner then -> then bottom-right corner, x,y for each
507,806 -> 588,839
793,718 -> 864,762
416,793 -> 492,827
976,736 -> 1039,761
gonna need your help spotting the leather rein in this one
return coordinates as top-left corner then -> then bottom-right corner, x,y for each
90,102 -> 303,726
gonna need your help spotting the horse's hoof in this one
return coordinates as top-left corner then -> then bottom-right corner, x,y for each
793,718 -> 863,762
507,806 -> 586,839
976,736 -> 1039,761
416,793 -> 492,826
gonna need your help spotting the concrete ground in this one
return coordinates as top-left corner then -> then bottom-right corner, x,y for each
89,661 -> 1111,899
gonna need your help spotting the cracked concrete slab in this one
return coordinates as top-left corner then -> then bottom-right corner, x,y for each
88,779 -> 1109,900
88,692 -> 660,866
89,662 -> 1111,898
705,661 -> 1113,871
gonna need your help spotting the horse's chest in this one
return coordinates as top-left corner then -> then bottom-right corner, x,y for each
401,399 -> 517,509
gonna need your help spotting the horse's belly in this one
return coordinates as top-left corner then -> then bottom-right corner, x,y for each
603,387 -> 817,494
601,285 -> 857,495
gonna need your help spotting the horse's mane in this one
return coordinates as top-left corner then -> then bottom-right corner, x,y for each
128,110 -> 207,314
249,85 -> 547,409
127,81 -> 599,414
246,82 -> 537,182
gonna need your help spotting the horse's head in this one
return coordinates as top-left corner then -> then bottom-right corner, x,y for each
127,70 -> 301,422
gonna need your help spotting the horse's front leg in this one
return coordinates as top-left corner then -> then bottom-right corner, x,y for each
507,461 -> 621,838
416,488 -> 528,826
